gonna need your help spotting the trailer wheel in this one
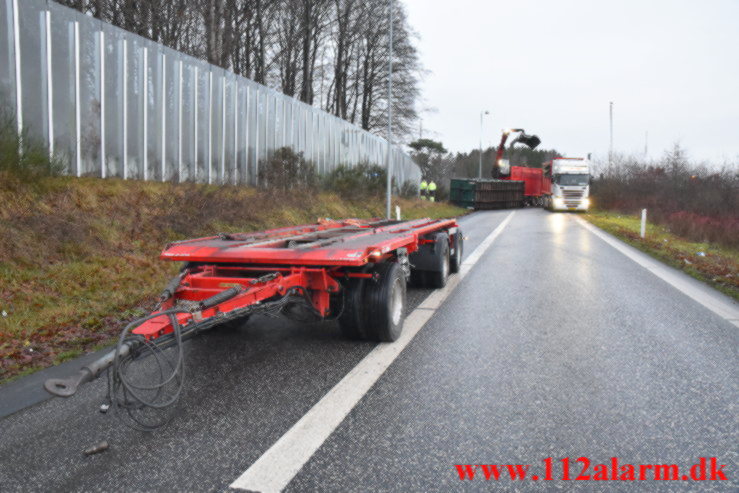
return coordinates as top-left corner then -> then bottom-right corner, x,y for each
337,277 -> 367,340
427,233 -> 450,288
364,262 -> 406,342
449,230 -> 464,274
409,269 -> 427,288
217,315 -> 251,331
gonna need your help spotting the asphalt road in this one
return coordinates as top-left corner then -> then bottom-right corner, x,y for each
0,209 -> 736,492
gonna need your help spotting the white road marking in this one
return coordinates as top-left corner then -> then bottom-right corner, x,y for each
576,216 -> 739,328
230,211 -> 516,492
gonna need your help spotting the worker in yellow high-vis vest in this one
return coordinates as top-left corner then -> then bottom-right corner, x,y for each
428,181 -> 437,202
420,179 -> 428,200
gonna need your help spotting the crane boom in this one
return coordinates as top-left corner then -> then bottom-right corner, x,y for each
492,128 -> 541,178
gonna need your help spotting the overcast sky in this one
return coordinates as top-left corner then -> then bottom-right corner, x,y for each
404,0 -> 739,164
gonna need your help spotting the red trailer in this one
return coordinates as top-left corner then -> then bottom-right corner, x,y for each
45,217 -> 463,422
508,166 -> 552,207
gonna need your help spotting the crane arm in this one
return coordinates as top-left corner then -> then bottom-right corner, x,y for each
492,128 -> 541,178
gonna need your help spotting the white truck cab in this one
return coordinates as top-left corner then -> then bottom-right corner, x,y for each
546,158 -> 591,211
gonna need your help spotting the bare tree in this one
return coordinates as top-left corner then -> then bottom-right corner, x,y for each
328,0 -> 364,119
275,0 -> 301,96
353,0 -> 419,140
298,0 -> 331,104
55,0 -> 423,145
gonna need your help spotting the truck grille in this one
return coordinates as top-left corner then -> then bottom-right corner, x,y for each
562,190 -> 583,207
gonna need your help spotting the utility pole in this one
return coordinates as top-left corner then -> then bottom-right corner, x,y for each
608,101 -> 613,173
478,110 -> 489,178
385,0 -> 394,219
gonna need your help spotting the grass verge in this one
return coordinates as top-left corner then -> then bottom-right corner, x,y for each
582,210 -> 739,301
0,176 -> 464,384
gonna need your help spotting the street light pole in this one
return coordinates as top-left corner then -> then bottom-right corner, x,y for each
385,0 -> 394,219
608,101 -> 613,173
644,130 -> 648,157
478,110 -> 489,178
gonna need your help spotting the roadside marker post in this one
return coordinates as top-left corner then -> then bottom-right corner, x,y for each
640,209 -> 647,238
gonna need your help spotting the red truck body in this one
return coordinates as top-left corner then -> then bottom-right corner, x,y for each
499,166 -> 551,206
509,166 -> 551,198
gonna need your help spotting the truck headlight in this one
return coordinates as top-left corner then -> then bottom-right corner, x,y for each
582,198 -> 590,208
553,197 -> 564,207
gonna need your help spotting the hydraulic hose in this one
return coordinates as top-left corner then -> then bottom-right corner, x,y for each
44,285 -> 302,431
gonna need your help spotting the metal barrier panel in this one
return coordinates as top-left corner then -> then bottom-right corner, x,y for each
17,0 -> 45,145
2,0 -> 421,189
0,0 -> 14,118
47,3 -> 71,164
123,35 -> 139,179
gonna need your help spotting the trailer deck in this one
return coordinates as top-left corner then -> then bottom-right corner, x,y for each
161,218 -> 457,266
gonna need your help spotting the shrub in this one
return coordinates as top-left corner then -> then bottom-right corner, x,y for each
591,147 -> 738,248
433,184 -> 449,202
0,109 -> 64,185
258,147 -> 318,191
662,211 -> 739,248
322,163 -> 387,200
399,180 -> 418,198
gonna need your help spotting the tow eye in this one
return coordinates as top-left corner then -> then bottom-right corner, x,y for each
44,340 -> 135,398
44,369 -> 93,397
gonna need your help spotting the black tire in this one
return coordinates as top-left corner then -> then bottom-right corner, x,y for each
337,277 -> 367,340
363,263 -> 406,342
215,314 -> 251,332
409,269 -> 427,288
449,230 -> 464,274
426,233 -> 450,289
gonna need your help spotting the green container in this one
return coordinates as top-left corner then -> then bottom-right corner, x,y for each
450,178 -> 524,210
450,179 -> 478,208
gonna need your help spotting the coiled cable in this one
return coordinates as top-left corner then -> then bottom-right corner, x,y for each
105,288 -> 302,431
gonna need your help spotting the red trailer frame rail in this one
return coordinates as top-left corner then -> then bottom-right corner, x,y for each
161,217 -> 456,266
44,217 -> 464,426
